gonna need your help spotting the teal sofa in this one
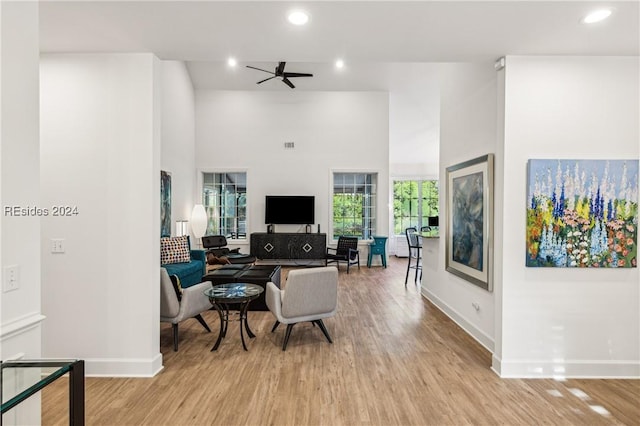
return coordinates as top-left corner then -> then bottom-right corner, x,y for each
163,249 -> 206,288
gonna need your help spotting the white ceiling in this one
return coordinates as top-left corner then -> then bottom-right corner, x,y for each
39,1 -> 639,91
37,1 -> 639,165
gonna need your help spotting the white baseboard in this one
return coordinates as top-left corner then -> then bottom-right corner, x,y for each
493,355 -> 640,379
84,353 -> 164,377
421,290 -> 640,379
421,288 -> 494,352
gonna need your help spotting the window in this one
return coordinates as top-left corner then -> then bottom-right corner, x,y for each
202,172 -> 247,239
393,180 -> 439,235
332,172 -> 377,240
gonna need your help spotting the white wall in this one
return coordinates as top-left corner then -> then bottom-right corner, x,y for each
0,0 -> 43,355
388,64 -> 440,256
195,90 -> 389,249
496,56 -> 639,378
161,61 -> 195,234
422,63 -> 499,352
0,2 -> 43,424
40,53 -> 162,376
388,63 -> 440,178
429,57 -> 639,379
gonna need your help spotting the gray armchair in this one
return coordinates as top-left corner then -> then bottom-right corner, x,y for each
160,267 -> 212,351
266,266 -> 338,351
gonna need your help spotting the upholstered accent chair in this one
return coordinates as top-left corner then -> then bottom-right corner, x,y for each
202,235 -> 256,264
266,266 -> 338,351
160,267 -> 212,351
325,236 -> 360,273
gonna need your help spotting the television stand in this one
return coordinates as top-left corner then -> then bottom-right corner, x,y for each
250,232 -> 326,262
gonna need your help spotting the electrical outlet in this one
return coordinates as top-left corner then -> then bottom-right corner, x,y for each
3,265 -> 20,292
51,238 -> 65,253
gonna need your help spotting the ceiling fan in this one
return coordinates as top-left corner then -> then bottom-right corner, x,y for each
246,61 -> 313,89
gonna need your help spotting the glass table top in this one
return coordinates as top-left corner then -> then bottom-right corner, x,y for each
204,283 -> 264,300
1,359 -> 79,413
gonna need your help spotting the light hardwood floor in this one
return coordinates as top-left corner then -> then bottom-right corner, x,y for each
42,257 -> 639,425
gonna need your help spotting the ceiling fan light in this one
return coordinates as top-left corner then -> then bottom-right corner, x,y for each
227,57 -> 237,67
288,10 -> 309,26
335,59 -> 344,69
582,9 -> 612,24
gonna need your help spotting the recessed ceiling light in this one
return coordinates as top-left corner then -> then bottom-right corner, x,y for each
288,10 -> 309,26
335,59 -> 345,69
227,57 -> 237,67
582,9 -> 612,24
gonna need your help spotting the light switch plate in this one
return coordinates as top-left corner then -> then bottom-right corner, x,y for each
51,238 -> 65,253
3,265 -> 19,292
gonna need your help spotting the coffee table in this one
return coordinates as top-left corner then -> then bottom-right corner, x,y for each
204,283 -> 264,351
202,264 -> 281,311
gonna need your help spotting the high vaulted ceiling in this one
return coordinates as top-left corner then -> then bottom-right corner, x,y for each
37,1 -> 639,166
39,1 -> 639,91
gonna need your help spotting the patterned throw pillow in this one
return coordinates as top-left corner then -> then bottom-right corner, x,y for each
160,236 -> 191,265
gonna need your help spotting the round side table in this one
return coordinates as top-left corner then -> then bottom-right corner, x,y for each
204,283 -> 264,351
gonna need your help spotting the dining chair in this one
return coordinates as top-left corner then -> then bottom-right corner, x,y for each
325,236 -> 360,273
405,227 -> 422,285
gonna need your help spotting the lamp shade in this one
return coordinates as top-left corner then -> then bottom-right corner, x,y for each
190,205 -> 208,239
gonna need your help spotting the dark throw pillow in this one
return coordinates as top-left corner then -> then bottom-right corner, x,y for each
169,274 -> 183,301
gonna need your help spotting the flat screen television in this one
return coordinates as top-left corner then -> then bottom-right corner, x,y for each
265,195 -> 315,224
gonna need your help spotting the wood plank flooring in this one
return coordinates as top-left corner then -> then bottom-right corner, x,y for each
42,258 -> 639,425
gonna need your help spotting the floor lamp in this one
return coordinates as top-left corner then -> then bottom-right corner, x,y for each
191,204 -> 208,248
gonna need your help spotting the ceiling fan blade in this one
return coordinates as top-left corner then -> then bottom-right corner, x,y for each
246,65 -> 274,75
283,72 -> 313,78
276,62 -> 286,76
282,77 -> 295,89
257,76 -> 276,84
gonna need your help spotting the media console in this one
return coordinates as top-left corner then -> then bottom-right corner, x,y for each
250,232 -> 327,263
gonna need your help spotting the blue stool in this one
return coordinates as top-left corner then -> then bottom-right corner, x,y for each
367,236 -> 388,268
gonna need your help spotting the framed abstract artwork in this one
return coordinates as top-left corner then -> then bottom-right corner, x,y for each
161,170 -> 172,237
445,154 -> 494,291
526,159 -> 638,268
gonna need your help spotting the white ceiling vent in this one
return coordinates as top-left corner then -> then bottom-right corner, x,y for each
284,142 -> 295,149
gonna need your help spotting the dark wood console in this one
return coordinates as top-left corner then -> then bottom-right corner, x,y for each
251,233 -> 327,261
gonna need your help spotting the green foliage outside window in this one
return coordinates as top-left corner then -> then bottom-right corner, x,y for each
393,180 -> 439,235
333,173 -> 376,239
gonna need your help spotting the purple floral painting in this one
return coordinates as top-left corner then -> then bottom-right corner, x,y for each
526,159 -> 638,268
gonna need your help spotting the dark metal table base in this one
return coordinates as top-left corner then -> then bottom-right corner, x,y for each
211,301 -> 256,351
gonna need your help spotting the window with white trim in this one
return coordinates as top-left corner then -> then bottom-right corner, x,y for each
393,179 -> 439,235
332,172 -> 377,240
202,172 -> 247,239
